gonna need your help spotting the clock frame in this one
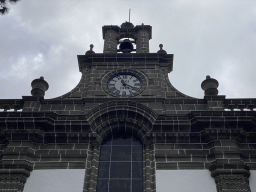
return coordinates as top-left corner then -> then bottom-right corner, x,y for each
102,69 -> 147,97
107,72 -> 142,96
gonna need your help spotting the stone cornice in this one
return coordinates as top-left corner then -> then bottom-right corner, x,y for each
77,53 -> 173,72
102,24 -> 152,39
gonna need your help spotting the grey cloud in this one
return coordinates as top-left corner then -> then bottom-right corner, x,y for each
0,0 -> 256,100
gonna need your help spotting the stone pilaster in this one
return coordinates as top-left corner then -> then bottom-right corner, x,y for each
209,139 -> 251,192
136,30 -> 150,53
83,142 -> 100,192
103,30 -> 118,53
22,96 -> 43,112
144,142 -> 156,192
204,95 -> 225,111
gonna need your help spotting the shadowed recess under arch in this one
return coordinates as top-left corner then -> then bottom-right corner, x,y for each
85,101 -> 158,143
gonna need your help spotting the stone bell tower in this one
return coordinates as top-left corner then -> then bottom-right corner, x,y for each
0,21 -> 255,192
102,22 -> 151,53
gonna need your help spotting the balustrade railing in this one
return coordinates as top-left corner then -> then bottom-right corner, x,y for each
0,98 -> 256,112
224,99 -> 256,111
0,99 -> 24,112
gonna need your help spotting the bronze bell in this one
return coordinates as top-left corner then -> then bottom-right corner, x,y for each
119,39 -> 134,53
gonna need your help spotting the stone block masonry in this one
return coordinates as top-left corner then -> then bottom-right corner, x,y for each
0,21 -> 256,192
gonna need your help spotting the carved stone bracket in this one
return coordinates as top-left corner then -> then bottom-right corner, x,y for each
0,170 -> 30,192
214,174 -> 251,192
211,168 -> 251,192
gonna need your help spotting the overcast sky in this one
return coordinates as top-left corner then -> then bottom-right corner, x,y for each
1,0 -> 256,100
1,1 -> 256,191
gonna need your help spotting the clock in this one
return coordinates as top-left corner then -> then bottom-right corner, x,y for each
107,72 -> 142,96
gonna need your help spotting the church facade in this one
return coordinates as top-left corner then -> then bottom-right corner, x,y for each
0,22 -> 255,192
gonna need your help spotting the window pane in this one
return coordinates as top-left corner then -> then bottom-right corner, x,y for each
97,135 -> 143,191
99,146 -> 111,161
98,162 -> 110,178
132,146 -> 143,161
97,179 -> 109,192
109,179 -> 130,192
132,179 -> 143,191
132,162 -> 143,178
111,146 -> 131,161
110,162 -> 131,178
132,138 -> 141,146
112,136 -> 132,145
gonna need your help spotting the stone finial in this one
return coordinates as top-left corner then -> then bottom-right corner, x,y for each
3,104 -> 10,112
85,44 -> 95,54
31,77 -> 49,97
121,21 -> 134,29
157,44 -> 167,54
201,75 -> 219,96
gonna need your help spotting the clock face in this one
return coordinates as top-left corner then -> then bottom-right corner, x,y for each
107,73 -> 142,96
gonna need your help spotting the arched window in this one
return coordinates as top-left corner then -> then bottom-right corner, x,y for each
97,135 -> 143,192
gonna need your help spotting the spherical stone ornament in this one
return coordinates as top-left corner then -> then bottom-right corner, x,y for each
201,75 -> 219,96
31,76 -> 49,97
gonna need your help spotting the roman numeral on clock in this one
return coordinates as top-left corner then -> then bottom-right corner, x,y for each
132,87 -> 139,91
129,90 -> 134,95
109,87 -> 116,92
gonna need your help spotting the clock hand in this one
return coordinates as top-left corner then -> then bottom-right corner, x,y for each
124,84 -> 136,90
121,80 -> 136,90
121,80 -> 126,87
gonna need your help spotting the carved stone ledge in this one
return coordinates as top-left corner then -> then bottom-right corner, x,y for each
210,168 -> 251,192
